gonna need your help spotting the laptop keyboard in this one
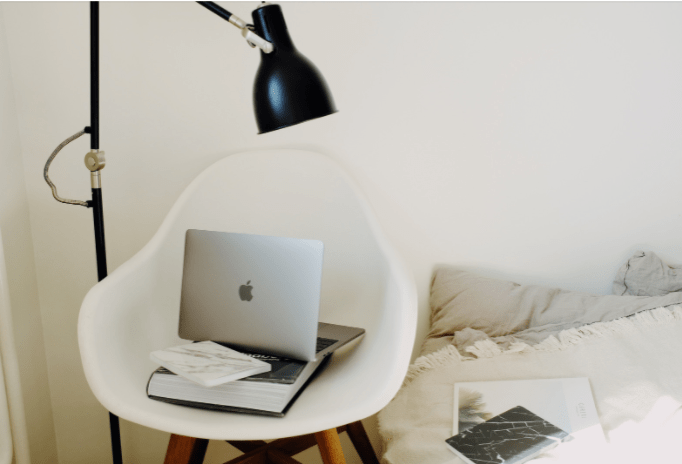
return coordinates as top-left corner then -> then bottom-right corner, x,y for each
316,337 -> 338,353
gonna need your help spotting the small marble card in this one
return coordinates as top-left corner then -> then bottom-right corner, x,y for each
150,341 -> 271,387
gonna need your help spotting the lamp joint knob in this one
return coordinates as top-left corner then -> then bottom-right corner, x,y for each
84,149 -> 106,172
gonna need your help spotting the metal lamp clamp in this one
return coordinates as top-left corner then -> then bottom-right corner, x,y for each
84,149 -> 105,188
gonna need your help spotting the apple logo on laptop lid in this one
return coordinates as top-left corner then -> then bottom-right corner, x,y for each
239,281 -> 254,301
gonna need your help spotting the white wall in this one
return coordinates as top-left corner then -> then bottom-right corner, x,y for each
0,4 -> 58,464
3,1 -> 682,463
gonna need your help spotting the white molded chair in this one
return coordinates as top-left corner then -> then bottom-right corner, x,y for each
78,149 -> 417,460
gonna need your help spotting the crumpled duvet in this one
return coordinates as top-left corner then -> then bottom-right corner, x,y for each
378,306 -> 682,464
613,250 -> 682,296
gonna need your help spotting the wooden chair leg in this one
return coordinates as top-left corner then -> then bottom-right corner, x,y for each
345,421 -> 379,464
314,429 -> 347,464
221,447 -> 268,464
227,440 -> 268,454
164,434 -> 209,464
267,449 -> 303,464
267,432 -> 320,456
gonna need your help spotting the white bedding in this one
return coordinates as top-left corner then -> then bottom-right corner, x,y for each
378,306 -> 682,464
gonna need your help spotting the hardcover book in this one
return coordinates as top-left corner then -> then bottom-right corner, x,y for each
453,377 -> 605,445
150,341 -> 271,387
147,349 -> 329,417
445,405 -> 569,464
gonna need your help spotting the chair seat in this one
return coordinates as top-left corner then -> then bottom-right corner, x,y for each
78,149 -> 417,440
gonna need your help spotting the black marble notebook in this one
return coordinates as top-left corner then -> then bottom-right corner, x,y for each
445,405 -> 569,464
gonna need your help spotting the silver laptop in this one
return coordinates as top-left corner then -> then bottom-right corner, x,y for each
178,229 -> 365,362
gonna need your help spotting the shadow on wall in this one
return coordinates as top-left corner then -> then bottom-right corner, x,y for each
0,227 -> 30,464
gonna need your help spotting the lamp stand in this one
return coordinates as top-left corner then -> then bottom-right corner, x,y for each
88,2 -> 107,281
87,3 -> 121,464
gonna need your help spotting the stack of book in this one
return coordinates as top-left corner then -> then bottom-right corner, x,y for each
147,342 -> 329,417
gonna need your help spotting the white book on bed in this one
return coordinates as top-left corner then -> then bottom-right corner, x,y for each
453,378 -> 605,445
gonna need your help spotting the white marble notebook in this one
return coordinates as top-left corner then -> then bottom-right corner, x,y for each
150,341 -> 271,387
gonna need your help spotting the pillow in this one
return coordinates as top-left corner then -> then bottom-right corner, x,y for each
613,251 -> 682,296
427,267 -> 682,350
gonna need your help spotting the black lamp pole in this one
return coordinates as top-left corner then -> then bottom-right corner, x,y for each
88,3 -> 121,463
89,2 -> 99,153
89,2 -> 107,283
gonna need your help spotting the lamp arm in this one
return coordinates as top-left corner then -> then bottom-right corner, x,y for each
196,1 -> 274,54
197,1 -> 243,28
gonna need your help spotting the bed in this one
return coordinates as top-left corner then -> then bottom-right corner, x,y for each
377,251 -> 682,464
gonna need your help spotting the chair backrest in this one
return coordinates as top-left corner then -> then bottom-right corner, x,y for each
148,149 -> 394,335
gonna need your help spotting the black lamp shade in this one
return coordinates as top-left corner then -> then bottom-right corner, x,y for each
252,4 -> 337,134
